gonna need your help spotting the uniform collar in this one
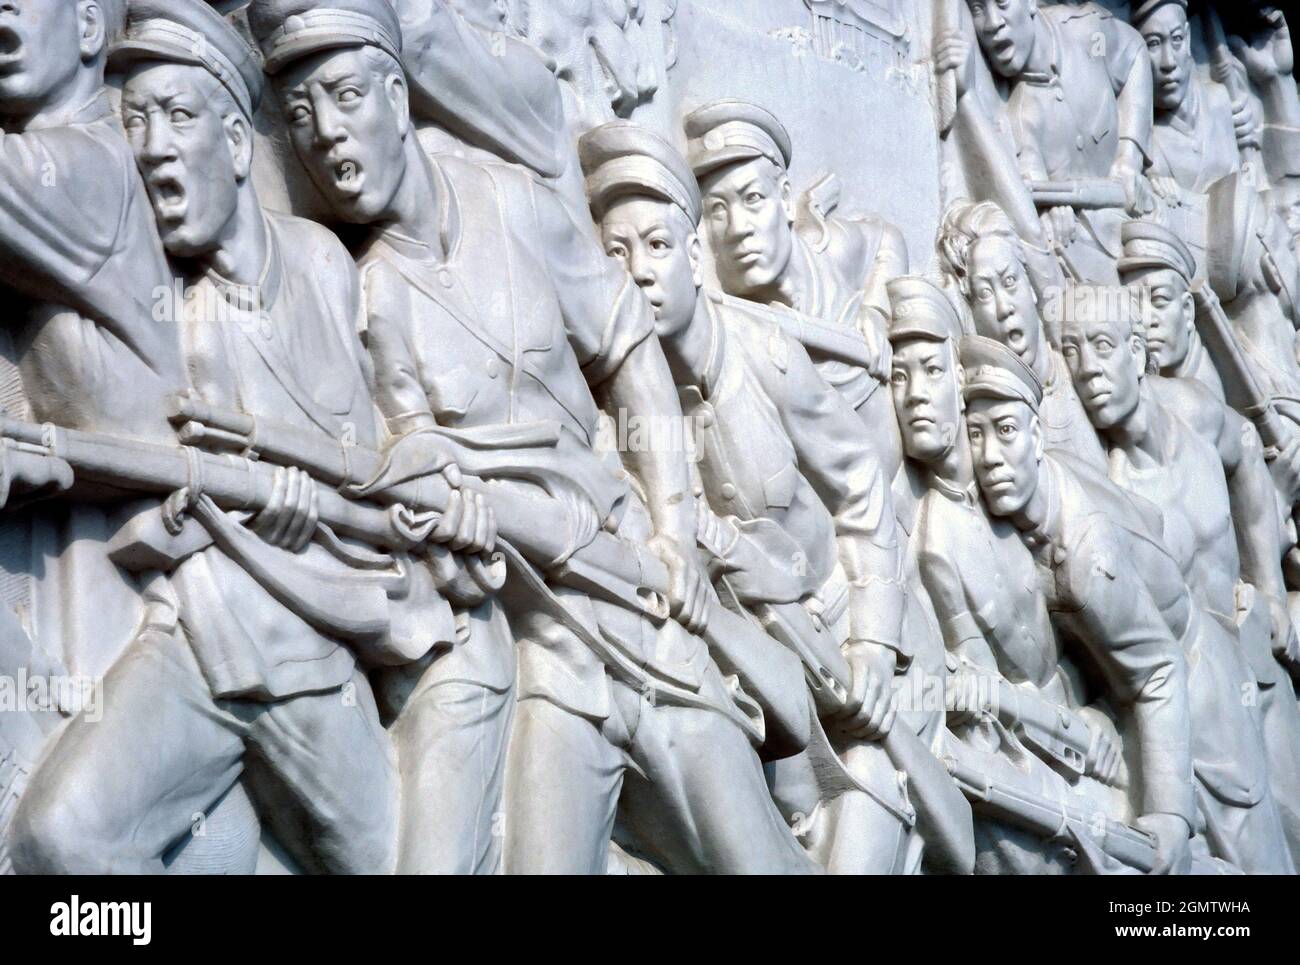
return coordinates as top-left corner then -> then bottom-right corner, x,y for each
1019,17 -> 1061,88
203,210 -> 281,311
929,472 -> 980,507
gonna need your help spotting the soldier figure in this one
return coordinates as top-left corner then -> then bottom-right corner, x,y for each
1059,274 -> 1300,871
577,120 -> 970,874
888,276 -> 1129,874
955,0 -> 1157,283
1132,0 -> 1257,191
251,0 -> 815,874
938,200 -> 1108,470
961,335 -> 1196,873
9,0 -> 497,875
682,99 -> 906,487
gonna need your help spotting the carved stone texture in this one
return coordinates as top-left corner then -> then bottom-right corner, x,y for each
0,0 -> 1297,877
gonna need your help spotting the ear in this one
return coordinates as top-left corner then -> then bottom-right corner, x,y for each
1030,412 -> 1044,461
386,71 -> 411,140
225,113 -> 254,182
779,174 -> 795,224
1179,289 -> 1196,337
954,344 -> 967,412
688,231 -> 704,289
79,1 -> 107,62
1129,331 -> 1148,376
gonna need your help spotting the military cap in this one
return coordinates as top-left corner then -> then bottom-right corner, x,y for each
1117,220 -> 1197,284
684,99 -> 793,180
247,0 -> 402,75
886,276 -> 964,344
111,0 -> 262,119
960,335 -> 1043,409
1129,0 -> 1187,28
579,121 -> 702,225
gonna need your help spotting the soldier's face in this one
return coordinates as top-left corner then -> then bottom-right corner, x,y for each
699,157 -> 794,298
1060,305 -> 1145,431
891,338 -> 963,465
121,63 -> 242,259
1129,268 -> 1193,372
275,47 -> 409,225
0,0 -> 86,114
968,0 -> 1037,78
968,237 -> 1044,368
967,397 -> 1042,516
601,196 -> 702,339
1141,5 -> 1193,112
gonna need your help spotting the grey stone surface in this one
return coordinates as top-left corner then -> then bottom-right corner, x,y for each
0,0 -> 1297,875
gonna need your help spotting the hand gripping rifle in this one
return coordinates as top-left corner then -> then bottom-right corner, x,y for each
944,751 -> 1235,874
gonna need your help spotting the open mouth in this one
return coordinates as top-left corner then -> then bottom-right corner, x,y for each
148,174 -> 187,218
332,159 -> 364,197
993,37 -> 1016,61
0,26 -> 23,71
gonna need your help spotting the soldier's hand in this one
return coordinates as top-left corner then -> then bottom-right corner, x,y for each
649,532 -> 710,635
1265,423 -> 1300,502
1135,812 -> 1192,875
1149,176 -> 1183,206
1229,8 -> 1294,82
253,466 -> 319,553
858,308 -> 892,383
0,445 -> 74,511
836,640 -> 897,741
1268,593 -> 1300,668
1232,94 -> 1263,152
944,668 -> 993,728
1079,706 -> 1125,787
1112,164 -> 1156,219
428,488 -> 497,556
934,33 -> 975,99
1040,205 -> 1077,249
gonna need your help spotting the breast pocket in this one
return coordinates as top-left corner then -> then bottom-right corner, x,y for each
428,366 -> 481,424
762,462 -> 800,511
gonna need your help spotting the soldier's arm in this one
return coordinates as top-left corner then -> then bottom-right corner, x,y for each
1104,18 -> 1155,180
859,220 -> 908,331
1165,377 -> 1288,602
1057,521 -> 1195,827
0,125 -> 126,303
359,265 -> 439,435
770,336 -> 905,658
533,178 -> 708,627
917,541 -> 999,673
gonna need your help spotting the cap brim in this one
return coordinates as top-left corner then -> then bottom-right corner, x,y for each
888,324 -> 950,344
690,144 -> 771,180
263,34 -> 369,75
109,38 -> 205,73
1116,255 -> 1184,278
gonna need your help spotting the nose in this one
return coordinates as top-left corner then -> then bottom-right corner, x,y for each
725,201 -> 754,243
627,247 -> 655,289
141,114 -> 177,166
994,285 -> 1015,321
1158,43 -> 1176,71
1076,342 -> 1102,381
312,96 -> 347,150
976,434 -> 1003,471
986,7 -> 1006,31
905,376 -> 931,408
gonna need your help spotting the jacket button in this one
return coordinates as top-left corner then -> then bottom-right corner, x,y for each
1075,135 -> 1085,151
438,269 -> 454,289
721,483 -> 737,500
486,358 -> 500,379
697,409 -> 715,428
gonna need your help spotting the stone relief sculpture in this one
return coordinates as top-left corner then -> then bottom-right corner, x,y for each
1,0 -> 1299,876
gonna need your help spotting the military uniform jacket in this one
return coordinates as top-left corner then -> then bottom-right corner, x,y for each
167,210 -> 454,701
359,154 -> 718,723
789,210 -> 906,411
1025,454 -> 1195,822
681,290 -> 902,654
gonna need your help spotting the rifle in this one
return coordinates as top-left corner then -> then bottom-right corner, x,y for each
994,679 -> 1091,780
1201,4 -> 1265,183
945,751 -> 1233,874
771,305 -> 875,371
1028,179 -> 1128,211
759,599 -> 976,874
166,397 -> 822,746
1191,280 -> 1293,451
